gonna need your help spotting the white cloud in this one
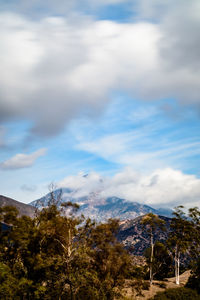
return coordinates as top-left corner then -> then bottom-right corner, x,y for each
0,1 -> 200,137
59,171 -> 103,198
58,168 -> 200,209
0,148 -> 47,170
76,129 -> 200,171
77,132 -> 134,161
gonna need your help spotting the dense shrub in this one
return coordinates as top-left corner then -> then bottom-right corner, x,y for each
151,287 -> 200,300
186,258 -> 200,294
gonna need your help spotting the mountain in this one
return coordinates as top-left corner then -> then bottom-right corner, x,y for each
0,195 -> 36,218
30,190 -> 172,255
30,188 -> 172,222
0,194 -> 172,256
117,215 -> 171,255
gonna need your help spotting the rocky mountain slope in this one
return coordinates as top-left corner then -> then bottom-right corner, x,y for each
117,215 -> 171,255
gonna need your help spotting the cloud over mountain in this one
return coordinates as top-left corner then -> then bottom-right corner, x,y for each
58,168 -> 200,209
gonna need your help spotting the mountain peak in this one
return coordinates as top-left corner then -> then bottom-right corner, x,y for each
30,188 -> 172,221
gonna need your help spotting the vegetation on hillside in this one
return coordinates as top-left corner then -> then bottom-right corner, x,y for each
0,200 -> 199,299
150,287 -> 200,300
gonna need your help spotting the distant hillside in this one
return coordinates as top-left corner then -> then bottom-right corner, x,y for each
117,215 -> 171,255
30,188 -> 172,222
0,195 -> 35,218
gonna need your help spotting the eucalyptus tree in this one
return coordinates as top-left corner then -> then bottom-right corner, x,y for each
168,206 -> 192,285
186,207 -> 200,293
188,207 -> 200,256
141,213 -> 165,285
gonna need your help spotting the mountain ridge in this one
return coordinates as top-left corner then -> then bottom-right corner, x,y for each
0,195 -> 36,218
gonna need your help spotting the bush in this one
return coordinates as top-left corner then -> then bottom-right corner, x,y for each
142,281 -> 150,290
150,287 -> 200,300
186,258 -> 200,294
157,282 -> 167,288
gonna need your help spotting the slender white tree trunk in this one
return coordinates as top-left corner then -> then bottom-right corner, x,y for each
177,251 -> 180,285
175,245 -> 177,283
150,231 -> 154,285
175,245 -> 180,285
67,228 -> 72,258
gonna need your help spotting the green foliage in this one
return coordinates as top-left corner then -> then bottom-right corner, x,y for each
0,202 -> 140,299
186,258 -> 200,294
0,205 -> 18,224
141,213 -> 165,231
168,206 -> 193,252
186,207 -> 200,294
1,201 -> 200,299
0,262 -> 18,299
188,207 -> 200,259
150,287 -> 200,300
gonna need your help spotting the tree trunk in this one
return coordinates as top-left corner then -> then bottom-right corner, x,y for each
177,251 -> 180,285
150,230 -> 154,285
67,228 -> 72,258
175,245 -> 177,283
175,245 -> 180,285
70,282 -> 74,300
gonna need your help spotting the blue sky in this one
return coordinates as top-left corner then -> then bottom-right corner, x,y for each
0,0 -> 200,208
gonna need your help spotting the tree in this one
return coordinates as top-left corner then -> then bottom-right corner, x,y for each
82,218 -> 133,299
186,207 -> 200,294
141,213 -> 165,285
0,205 -> 18,225
188,207 -> 200,259
144,241 -> 173,280
168,206 -> 192,285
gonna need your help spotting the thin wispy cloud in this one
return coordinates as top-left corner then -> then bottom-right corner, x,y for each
74,101 -> 200,173
0,148 -> 47,170
77,133 -> 200,170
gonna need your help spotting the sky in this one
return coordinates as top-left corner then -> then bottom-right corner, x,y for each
0,0 -> 200,209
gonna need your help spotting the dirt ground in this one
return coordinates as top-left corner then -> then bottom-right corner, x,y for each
120,270 -> 191,300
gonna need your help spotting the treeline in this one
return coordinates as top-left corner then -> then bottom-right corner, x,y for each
0,202 -> 200,299
141,208 -> 200,291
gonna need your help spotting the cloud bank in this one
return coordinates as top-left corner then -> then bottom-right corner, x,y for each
58,168 -> 200,209
0,0 -> 200,137
0,148 -> 47,170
